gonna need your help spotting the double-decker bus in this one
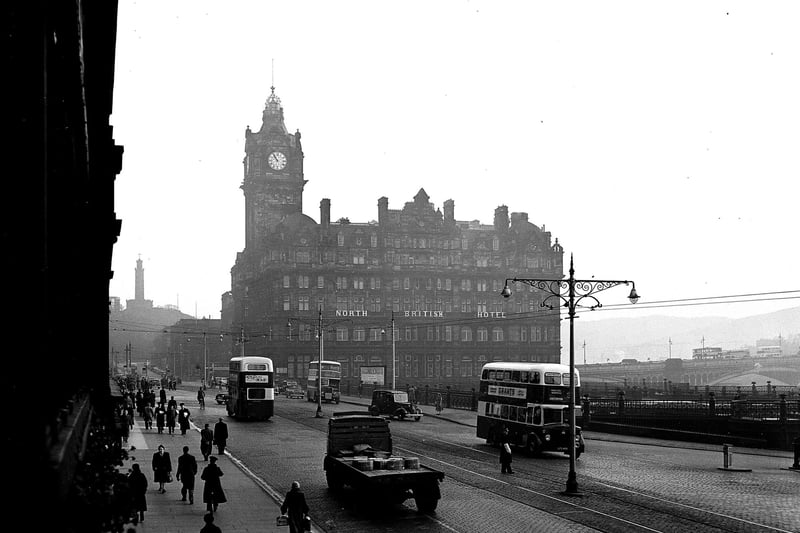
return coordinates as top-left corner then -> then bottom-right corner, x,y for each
306,360 -> 341,404
477,362 -> 585,458
226,356 -> 274,420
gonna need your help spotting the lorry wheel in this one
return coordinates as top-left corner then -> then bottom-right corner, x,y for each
326,472 -> 344,492
395,409 -> 406,420
414,487 -> 438,513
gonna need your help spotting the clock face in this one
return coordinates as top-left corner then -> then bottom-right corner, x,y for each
267,151 -> 287,170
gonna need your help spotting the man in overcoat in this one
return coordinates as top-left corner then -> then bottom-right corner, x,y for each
213,417 -> 228,455
200,456 -> 227,513
176,445 -> 198,503
178,403 -> 191,435
281,480 -> 310,533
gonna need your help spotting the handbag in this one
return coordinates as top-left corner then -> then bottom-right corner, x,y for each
302,515 -> 312,531
166,472 -> 173,483
276,515 -> 289,527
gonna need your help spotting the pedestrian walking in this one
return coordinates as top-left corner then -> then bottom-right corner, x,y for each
200,512 -> 222,533
179,403 -> 192,436
435,393 -> 443,415
126,404 -> 135,430
159,386 -> 167,406
143,402 -> 154,430
128,463 -> 148,523
280,480 -> 310,533
167,405 -> 178,435
155,403 -> 166,434
214,417 -> 228,455
201,456 -> 227,513
152,444 -> 173,493
177,445 -> 198,504
119,408 -> 130,446
200,423 -> 214,461
198,387 -> 206,409
499,426 -> 513,474
168,395 -> 178,410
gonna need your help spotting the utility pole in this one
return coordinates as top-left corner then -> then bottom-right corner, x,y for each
669,337 -> 673,359
582,341 -> 586,365
203,332 -> 208,389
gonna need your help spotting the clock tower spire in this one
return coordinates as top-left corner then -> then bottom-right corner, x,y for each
242,86 -> 306,250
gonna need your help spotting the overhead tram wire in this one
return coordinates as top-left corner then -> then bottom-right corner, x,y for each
109,289 -> 800,337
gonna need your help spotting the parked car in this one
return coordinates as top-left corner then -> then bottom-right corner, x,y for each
369,389 -> 422,421
215,393 -> 230,405
285,384 -> 305,399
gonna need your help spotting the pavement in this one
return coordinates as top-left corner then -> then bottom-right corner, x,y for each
117,381 -> 795,533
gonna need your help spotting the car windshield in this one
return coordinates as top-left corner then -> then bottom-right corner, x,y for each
392,392 -> 409,403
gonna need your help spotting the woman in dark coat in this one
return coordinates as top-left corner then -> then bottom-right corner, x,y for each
128,463 -> 148,523
151,444 -> 173,493
281,480 -> 309,533
499,426 -> 513,474
201,456 -> 227,513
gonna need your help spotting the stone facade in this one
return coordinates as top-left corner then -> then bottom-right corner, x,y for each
223,88 -> 565,390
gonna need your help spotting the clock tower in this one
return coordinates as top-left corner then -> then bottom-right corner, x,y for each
242,86 -> 306,249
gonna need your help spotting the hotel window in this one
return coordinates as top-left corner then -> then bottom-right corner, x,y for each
353,328 -> 365,342
337,233 -> 345,246
493,237 -> 499,251
444,326 -> 452,342
370,298 -> 381,312
336,327 -> 349,341
393,278 -> 400,290
336,276 -> 347,290
533,326 -> 542,342
299,296 -> 310,311
317,276 -> 324,289
461,238 -> 468,249
492,327 -> 504,342
445,357 -> 453,377
521,328 -> 527,342
371,234 -> 378,247
300,324 -> 312,341
298,275 -> 309,288
353,252 -> 365,265
405,327 -> 412,341
445,279 -> 452,291
283,296 -> 291,311
477,280 -> 487,292
476,257 -> 489,268
369,328 -> 381,341
436,278 -> 442,290
297,251 -> 310,263
461,327 -> 472,342
477,301 -> 487,314
283,275 -> 290,288
461,357 -> 473,377
404,278 -> 410,290
427,327 -> 434,341
461,279 -> 471,291
353,277 -> 364,290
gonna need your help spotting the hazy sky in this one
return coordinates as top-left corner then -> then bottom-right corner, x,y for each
110,1 -> 800,322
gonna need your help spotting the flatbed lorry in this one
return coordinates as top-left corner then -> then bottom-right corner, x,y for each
323,412 -> 444,512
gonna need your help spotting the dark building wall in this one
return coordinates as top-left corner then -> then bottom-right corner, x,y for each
4,0 -> 122,527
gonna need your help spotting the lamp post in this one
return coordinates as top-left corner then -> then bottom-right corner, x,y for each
203,332 -> 208,390
501,254 -> 639,495
380,311 -> 396,390
289,310 -> 350,419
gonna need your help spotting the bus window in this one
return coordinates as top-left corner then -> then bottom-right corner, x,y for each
545,372 -> 561,385
247,363 -> 268,371
517,407 -> 526,422
520,371 -> 529,383
503,371 -> 511,381
533,406 -> 542,425
509,406 -> 517,421
512,371 -> 520,382
248,388 -> 267,400
501,404 -> 509,419
563,373 -> 572,386
482,369 -> 489,380
532,372 -> 540,384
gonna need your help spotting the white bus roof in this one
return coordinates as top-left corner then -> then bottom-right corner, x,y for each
481,361 -> 579,377
230,356 -> 274,370
308,360 -> 341,366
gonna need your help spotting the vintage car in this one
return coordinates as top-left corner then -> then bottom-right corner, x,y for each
215,393 -> 230,405
285,386 -> 305,399
368,389 -> 422,421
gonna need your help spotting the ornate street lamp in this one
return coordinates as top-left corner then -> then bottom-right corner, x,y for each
501,254 -> 639,495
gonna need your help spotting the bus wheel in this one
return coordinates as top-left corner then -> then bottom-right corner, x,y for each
526,435 -> 542,456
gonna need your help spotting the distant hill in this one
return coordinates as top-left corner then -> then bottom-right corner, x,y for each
562,306 -> 800,363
